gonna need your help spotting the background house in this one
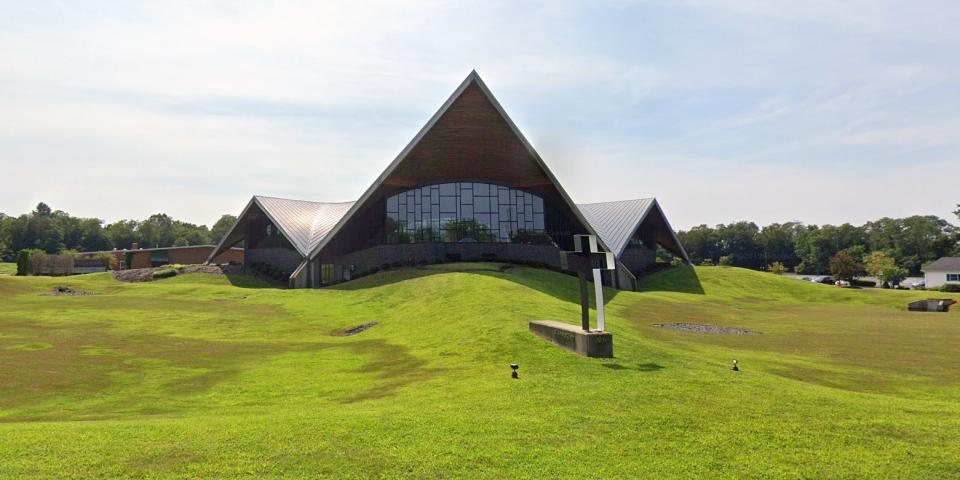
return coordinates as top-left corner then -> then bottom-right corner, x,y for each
923,257 -> 960,288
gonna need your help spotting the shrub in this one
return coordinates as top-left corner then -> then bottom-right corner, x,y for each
95,252 -> 117,270
767,262 -> 786,275
718,255 -> 733,267
15,249 -> 37,275
940,284 -> 960,293
699,259 -> 714,267
152,268 -> 178,279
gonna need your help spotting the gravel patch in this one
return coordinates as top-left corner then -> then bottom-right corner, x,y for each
113,264 -> 243,283
654,323 -> 759,335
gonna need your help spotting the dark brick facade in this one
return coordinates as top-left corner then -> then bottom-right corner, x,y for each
246,247 -> 304,275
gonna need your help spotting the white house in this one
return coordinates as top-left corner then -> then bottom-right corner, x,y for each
922,257 -> 960,289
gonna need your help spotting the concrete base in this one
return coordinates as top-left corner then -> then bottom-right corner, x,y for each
529,320 -> 613,358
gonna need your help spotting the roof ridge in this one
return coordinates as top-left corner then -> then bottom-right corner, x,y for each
255,194 -> 357,205
307,200 -> 356,243
577,197 -> 655,206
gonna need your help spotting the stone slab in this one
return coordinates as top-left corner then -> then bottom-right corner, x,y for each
908,299 -> 956,312
529,320 -> 613,358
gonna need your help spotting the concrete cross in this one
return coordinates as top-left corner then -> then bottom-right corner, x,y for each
559,234 -> 616,332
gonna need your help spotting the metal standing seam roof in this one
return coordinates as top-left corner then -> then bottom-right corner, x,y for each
253,196 -> 355,256
576,198 -> 656,257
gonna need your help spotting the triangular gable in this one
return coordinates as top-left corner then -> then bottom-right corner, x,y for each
578,198 -> 690,262
304,70 -> 608,262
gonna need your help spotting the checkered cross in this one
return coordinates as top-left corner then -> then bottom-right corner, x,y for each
559,234 -> 615,332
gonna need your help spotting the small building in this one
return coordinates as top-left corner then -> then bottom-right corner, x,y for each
922,257 -> 960,289
80,244 -> 243,270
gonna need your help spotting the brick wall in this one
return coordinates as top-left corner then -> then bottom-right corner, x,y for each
84,246 -> 244,270
170,247 -> 243,265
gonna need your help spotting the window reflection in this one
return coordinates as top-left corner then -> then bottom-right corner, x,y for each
385,182 -> 549,244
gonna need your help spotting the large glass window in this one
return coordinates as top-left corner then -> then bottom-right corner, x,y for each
385,182 -> 550,244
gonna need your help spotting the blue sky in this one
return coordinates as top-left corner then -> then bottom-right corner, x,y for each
1,1 -> 957,229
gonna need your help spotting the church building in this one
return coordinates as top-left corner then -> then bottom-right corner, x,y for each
208,71 -> 688,289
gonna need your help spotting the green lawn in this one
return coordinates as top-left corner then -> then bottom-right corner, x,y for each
1,265 -> 958,478
0,262 -> 15,275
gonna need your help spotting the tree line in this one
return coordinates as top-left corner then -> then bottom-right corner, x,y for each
675,206 -> 960,276
0,202 -> 237,260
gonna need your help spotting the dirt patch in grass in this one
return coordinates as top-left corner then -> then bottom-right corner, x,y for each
0,315 -> 443,420
654,323 -> 759,335
338,339 -> 445,404
45,286 -> 94,296
113,264 -> 242,283
335,322 -> 379,336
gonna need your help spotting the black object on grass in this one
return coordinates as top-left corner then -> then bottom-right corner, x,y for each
732,359 -> 739,372
511,363 -> 519,379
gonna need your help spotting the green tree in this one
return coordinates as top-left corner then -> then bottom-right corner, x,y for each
172,220 -> 211,246
864,251 -> 907,287
829,250 -> 864,282
676,225 -> 720,265
34,202 -> 51,216
758,223 -> 801,269
210,214 -> 238,245
794,226 -> 832,274
0,213 -> 10,259
716,222 -> 762,268
105,220 -> 139,249
138,213 -> 176,248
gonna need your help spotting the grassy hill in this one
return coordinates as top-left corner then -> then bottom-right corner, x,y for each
0,265 -> 958,478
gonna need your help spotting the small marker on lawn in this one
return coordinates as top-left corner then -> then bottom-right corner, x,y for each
732,359 -> 739,372
511,363 -> 519,379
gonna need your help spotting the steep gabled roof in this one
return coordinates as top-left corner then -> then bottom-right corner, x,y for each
206,195 -> 354,262
577,198 -> 656,257
577,198 -> 690,262
302,70 -> 608,264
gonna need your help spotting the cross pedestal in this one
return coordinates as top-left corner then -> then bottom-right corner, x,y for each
530,234 -> 616,358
